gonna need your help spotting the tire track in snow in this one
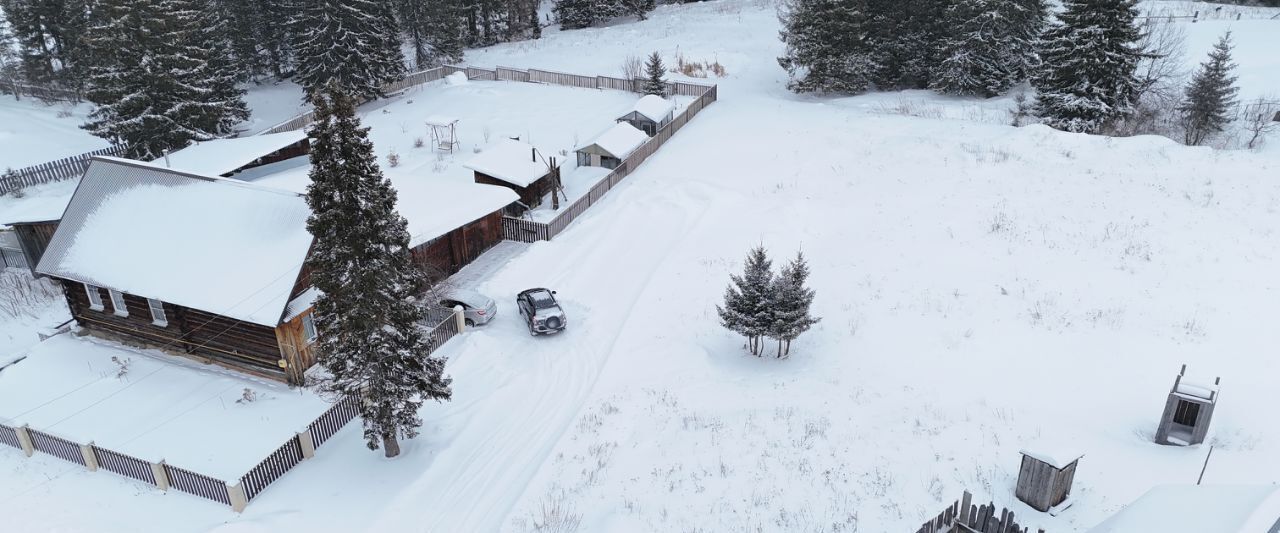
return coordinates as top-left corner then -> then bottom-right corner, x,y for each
368,185 -> 713,533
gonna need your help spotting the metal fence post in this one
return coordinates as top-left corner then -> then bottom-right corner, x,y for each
15,425 -> 34,457
227,482 -> 249,512
298,429 -> 316,460
80,442 -> 98,471
454,305 -> 466,332
151,459 -> 170,491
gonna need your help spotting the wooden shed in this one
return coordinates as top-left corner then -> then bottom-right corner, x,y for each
575,122 -> 649,170
463,139 -> 557,213
616,94 -> 676,136
1016,446 -> 1083,513
4,220 -> 59,275
1155,364 -> 1220,446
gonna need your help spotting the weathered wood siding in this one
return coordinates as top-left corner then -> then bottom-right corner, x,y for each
1015,455 -> 1077,512
60,278 -> 288,382
13,221 -> 59,274
227,140 -> 311,177
409,210 -> 504,279
473,171 -> 553,209
275,311 -> 315,385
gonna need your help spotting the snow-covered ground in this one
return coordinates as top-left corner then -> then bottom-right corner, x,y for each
0,268 -> 69,356
0,99 -> 109,170
2,1 -> 1279,532
0,335 -> 330,479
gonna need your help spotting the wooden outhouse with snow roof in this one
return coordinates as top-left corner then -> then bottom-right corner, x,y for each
617,94 -> 676,136
1155,364 -> 1220,446
463,139 -> 557,213
1016,445 -> 1083,513
575,122 -> 649,170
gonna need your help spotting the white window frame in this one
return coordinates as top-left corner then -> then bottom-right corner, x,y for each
302,313 -> 318,344
107,289 -> 128,317
84,283 -> 104,311
147,298 -> 168,327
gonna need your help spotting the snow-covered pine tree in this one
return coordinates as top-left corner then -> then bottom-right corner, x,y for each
553,0 -> 595,29
931,0 -> 1047,97
621,0 -> 656,20
0,0 -> 92,90
864,0 -> 948,89
216,0 -> 295,79
766,252 -> 820,358
717,246 -> 775,356
0,10 -> 20,97
641,51 -> 666,96
293,0 -> 406,100
778,0 -> 878,94
1032,0 -> 1144,134
421,0 -> 467,67
82,0 -> 249,159
304,82 -> 452,458
1178,32 -> 1238,146
179,0 -> 250,137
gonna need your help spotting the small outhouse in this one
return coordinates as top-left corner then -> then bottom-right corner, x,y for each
1154,364 -> 1220,446
616,94 -> 675,136
1016,445 -> 1083,513
575,122 -> 648,170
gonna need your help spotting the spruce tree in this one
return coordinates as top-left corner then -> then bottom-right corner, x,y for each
766,252 -> 820,358
422,0 -> 467,67
553,0 -> 595,29
0,0 -> 92,90
293,0 -> 406,100
82,0 -> 250,159
216,0 -> 295,79
717,246 -> 775,357
778,0 -> 877,94
0,10 -> 20,97
304,83 -> 452,458
1032,0 -> 1144,134
931,0 -> 1047,97
641,51 -> 666,96
1179,32 -> 1238,146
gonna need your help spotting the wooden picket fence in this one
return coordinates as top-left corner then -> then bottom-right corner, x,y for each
0,311 -> 467,510
917,491 -> 1044,533
0,82 -> 82,103
1,145 -> 127,195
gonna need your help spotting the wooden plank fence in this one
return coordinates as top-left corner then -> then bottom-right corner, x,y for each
27,428 -> 86,465
0,422 -> 21,449
917,491 -> 1044,533
93,446 -> 157,485
309,396 -> 360,448
165,463 -> 232,505
240,436 -> 305,500
0,83 -> 81,103
1,145 -> 126,195
1,246 -> 28,270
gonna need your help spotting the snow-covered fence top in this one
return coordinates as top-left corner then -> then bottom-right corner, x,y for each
917,490 -> 1044,533
1,145 -> 127,196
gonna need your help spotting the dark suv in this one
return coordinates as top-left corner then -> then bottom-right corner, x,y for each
517,288 -> 567,335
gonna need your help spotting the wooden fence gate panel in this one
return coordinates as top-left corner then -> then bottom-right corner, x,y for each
27,428 -> 86,465
165,463 -> 231,505
309,396 -> 361,448
0,423 -> 21,450
93,446 -> 157,485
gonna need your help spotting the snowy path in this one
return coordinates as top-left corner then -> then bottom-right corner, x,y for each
369,182 -> 713,533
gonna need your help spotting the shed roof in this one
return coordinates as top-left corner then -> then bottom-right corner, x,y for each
36,157 -> 314,327
1087,485 -> 1280,533
1019,442 -> 1085,470
1176,379 -> 1219,401
628,94 -> 676,123
462,139 -> 552,187
162,130 -> 308,177
576,122 -> 648,159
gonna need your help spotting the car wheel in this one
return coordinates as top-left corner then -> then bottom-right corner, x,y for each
465,318 -> 475,327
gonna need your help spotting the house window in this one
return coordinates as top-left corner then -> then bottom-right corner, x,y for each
302,313 -> 318,343
147,298 -> 167,327
84,283 -> 104,311
108,289 -> 128,317
576,151 -> 590,167
1173,400 -> 1201,426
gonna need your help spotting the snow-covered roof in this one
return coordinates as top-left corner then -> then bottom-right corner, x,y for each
627,94 -> 676,123
283,286 -> 321,323
162,131 -> 307,177
425,115 -> 459,127
1176,379 -> 1219,401
577,122 -> 649,159
1087,485 -> 1280,533
1020,443 -> 1085,470
243,164 -> 518,249
36,157 -> 313,327
463,139 -> 551,187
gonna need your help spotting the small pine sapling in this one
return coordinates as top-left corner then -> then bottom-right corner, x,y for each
717,246 -> 774,356
766,252 -> 821,358
642,51 -> 667,97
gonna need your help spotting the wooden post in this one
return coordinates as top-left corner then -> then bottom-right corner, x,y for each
454,305 -> 466,332
960,491 -> 972,523
227,481 -> 249,512
298,429 -> 316,460
15,425 -> 35,457
80,442 -> 99,471
151,460 -> 170,491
